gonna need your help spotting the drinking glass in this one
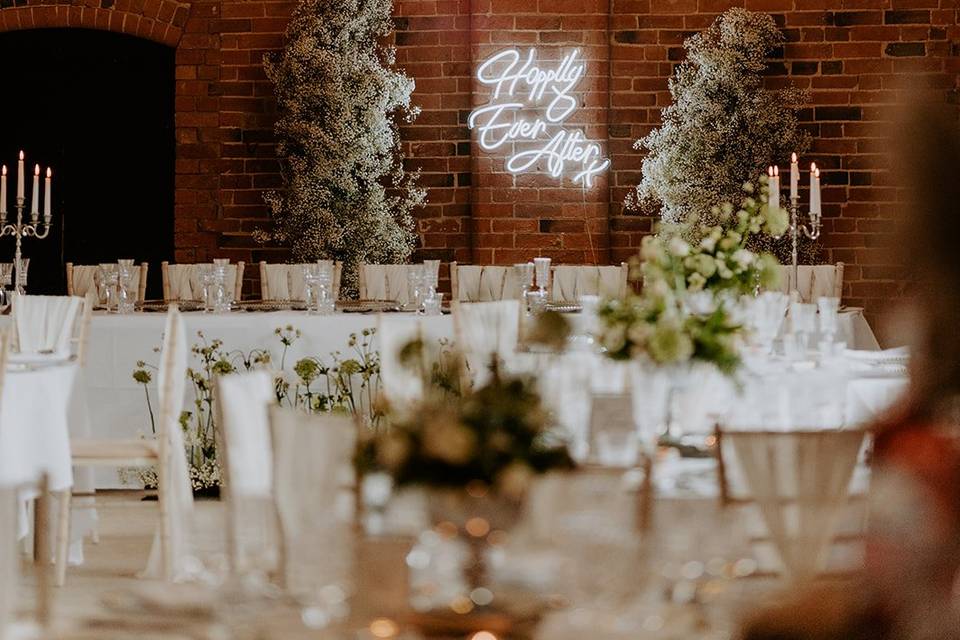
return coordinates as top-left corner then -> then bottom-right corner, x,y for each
406,265 -> 425,313
533,257 -> 551,295
117,259 -> 136,314
198,264 -> 215,313
15,258 -> 28,292
211,259 -> 231,313
316,261 -> 336,315
302,263 -> 320,313
569,294 -> 599,351
422,290 -> 443,316
514,262 -> 535,313
747,291 -> 788,355
817,296 -> 840,343
789,301 -> 818,357
423,259 -> 440,292
0,263 -> 13,309
98,263 -> 119,312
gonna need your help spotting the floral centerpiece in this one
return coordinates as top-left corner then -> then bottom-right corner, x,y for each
357,343 -> 575,599
599,176 -> 786,375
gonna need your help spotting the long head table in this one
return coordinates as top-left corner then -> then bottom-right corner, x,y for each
0,309 -> 891,489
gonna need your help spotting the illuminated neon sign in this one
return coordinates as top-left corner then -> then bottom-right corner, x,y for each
468,48 -> 610,188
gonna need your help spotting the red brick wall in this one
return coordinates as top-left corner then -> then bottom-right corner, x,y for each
0,0 -> 957,313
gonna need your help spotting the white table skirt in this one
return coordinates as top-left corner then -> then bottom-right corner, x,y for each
0,309 -> 884,489
67,312 -> 453,487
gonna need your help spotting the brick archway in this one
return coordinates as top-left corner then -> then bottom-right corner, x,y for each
0,1 -> 190,47
0,0 -> 222,266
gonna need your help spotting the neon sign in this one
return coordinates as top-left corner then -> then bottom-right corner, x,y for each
468,48 -> 610,188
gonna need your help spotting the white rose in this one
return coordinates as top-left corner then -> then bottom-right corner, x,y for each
668,237 -> 691,257
732,249 -> 755,270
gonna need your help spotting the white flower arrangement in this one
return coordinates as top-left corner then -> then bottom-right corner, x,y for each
262,0 -> 426,296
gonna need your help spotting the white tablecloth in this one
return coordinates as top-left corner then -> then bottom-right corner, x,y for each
0,309 -> 885,488
59,312 -> 453,487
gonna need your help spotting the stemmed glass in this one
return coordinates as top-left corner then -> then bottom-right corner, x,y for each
198,264 -> 215,313
406,265 -> 426,313
514,262 -> 535,313
212,259 -> 231,313
817,296 -> 841,350
316,260 -> 336,315
302,263 -> 320,314
0,263 -> 13,311
98,263 -> 119,312
117,259 -> 136,314
529,257 -> 552,314
746,291 -> 788,355
788,301 -> 818,358
15,258 -> 28,293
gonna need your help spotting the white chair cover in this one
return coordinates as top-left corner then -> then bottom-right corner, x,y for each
452,264 -> 524,302
724,429 -> 866,581
269,407 -> 356,596
377,315 -> 427,410
215,371 -> 278,576
260,263 -> 343,301
70,265 -> 146,302
777,264 -> 843,302
453,300 -> 521,387
551,265 -> 628,302
144,308 -> 195,581
165,264 -> 241,302
11,294 -> 82,356
359,264 -> 415,303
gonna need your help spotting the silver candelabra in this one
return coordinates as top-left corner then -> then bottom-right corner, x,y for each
788,193 -> 821,295
1,195 -> 52,294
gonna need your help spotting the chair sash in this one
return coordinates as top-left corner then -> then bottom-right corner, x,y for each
11,294 -> 82,356
453,300 -> 521,387
451,264 -> 525,302
359,264 -> 415,303
260,262 -> 342,301
164,263 -> 243,302
215,371 -> 278,577
144,308 -> 195,581
551,265 -> 628,302
68,264 -> 147,302
777,264 -> 844,302
723,429 -> 865,581
269,407 -> 356,594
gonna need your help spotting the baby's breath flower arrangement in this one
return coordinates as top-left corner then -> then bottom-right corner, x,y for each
626,8 -> 813,263
599,178 -> 785,376
262,0 -> 425,296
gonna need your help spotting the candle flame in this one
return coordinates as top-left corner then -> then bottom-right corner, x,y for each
2,166 -> 6,176
768,166 -> 773,177
791,152 -> 797,163
810,162 -> 817,172
33,164 -> 39,175
46,168 -> 51,178
18,151 -> 23,161
774,166 -> 779,177
815,167 -> 821,178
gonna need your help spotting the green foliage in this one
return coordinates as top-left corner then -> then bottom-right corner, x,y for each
262,0 -> 425,296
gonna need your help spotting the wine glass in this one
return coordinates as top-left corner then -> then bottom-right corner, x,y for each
406,265 -> 425,313
789,301 -> 818,357
98,263 -> 118,312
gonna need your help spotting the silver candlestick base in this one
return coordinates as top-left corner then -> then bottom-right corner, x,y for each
0,196 -> 52,294
788,194 -> 821,296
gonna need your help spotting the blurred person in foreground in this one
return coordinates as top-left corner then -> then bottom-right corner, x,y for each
740,107 -> 960,639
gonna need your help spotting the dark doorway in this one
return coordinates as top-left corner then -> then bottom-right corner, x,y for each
0,28 -> 174,296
